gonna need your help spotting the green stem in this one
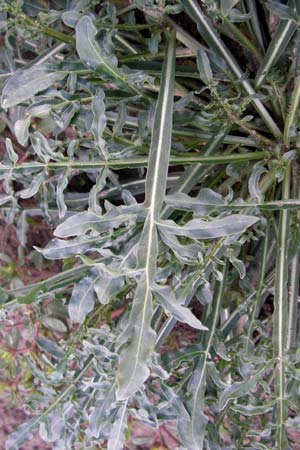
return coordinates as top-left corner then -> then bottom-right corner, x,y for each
284,76 -> 300,146
286,163 -> 300,350
246,224 -> 269,355
0,151 -> 269,173
273,161 -> 290,449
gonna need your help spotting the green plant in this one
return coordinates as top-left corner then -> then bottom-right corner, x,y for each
1,0 -> 300,449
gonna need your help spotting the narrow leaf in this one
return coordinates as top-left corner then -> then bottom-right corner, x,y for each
91,88 -> 108,160
158,215 -> 258,239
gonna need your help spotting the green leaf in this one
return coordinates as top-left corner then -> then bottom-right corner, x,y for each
116,31 -> 176,400
197,49 -> 213,85
165,189 -> 225,215
19,170 -> 46,199
35,336 -> 66,359
5,419 -> 36,450
249,163 -> 267,202
41,316 -> 68,333
76,16 -> 125,84
54,205 -> 143,238
255,19 -> 296,89
56,169 -> 69,219
266,1 -> 297,21
94,274 -> 124,305
116,276 -> 157,400
1,66 -> 66,108
232,400 -> 276,416
158,215 -> 258,239
88,385 -> 116,438
35,236 -> 102,259
5,138 -> 18,164
68,276 -> 96,323
107,402 -> 128,450
153,284 -> 208,330
91,88 -> 108,160
219,369 -> 267,410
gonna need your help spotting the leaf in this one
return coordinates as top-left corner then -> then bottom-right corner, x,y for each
19,170 -> 46,199
68,276 -> 96,323
18,289 -> 42,305
162,344 -> 204,370
35,336 -> 66,359
197,49 -> 213,85
5,138 -> 18,164
165,189 -> 225,215
116,31 -> 176,400
255,19 -> 296,89
116,276 -> 156,400
76,16 -> 125,83
35,236 -> 102,259
248,163 -> 267,202
16,211 -> 29,247
88,385 -> 116,438
1,66 -> 66,108
158,215 -> 258,239
39,411 -> 65,442
159,226 -> 201,263
232,401 -> 276,416
54,204 -> 143,238
94,274 -> 124,305
31,131 -> 65,163
5,419 -> 36,450
219,373 -> 262,410
91,88 -> 108,159
107,402 -> 128,450
41,316 -> 68,333
153,284 -> 208,330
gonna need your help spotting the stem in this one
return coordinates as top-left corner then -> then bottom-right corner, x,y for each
273,161 -> 290,449
284,76 -> 300,146
0,151 -> 269,173
246,225 -> 269,355
287,163 -> 300,350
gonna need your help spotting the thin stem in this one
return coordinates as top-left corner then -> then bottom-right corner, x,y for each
287,163 -> 300,350
0,151 -> 269,173
246,224 -> 270,355
273,161 -> 290,449
284,76 -> 300,146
